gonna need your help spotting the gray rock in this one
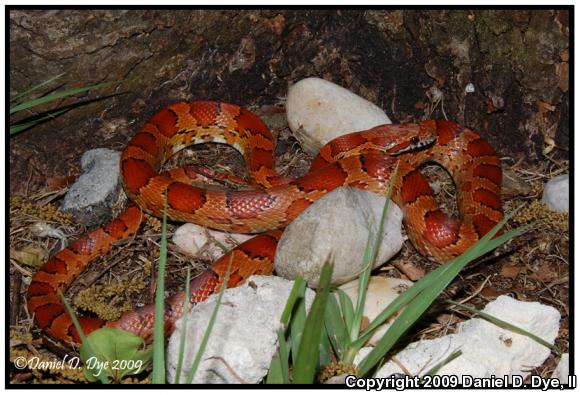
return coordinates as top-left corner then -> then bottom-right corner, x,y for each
274,187 -> 404,288
166,275 -> 315,384
61,148 -> 122,227
542,174 -> 569,212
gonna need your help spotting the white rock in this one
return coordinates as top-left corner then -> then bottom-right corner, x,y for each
166,275 -> 315,384
542,174 -> 569,212
355,295 -> 560,378
286,77 -> 392,155
275,187 -> 404,288
173,223 -> 253,260
61,148 -> 122,227
338,276 -> 413,346
551,353 -> 569,382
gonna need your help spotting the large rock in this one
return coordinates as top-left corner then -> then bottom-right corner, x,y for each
355,295 -> 561,378
166,275 -> 315,384
286,77 -> 392,155
274,187 -> 404,288
61,148 -> 122,227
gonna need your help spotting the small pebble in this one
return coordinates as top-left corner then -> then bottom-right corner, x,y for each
542,174 -> 569,212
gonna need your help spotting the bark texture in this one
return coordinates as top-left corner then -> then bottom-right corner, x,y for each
9,9 -> 569,194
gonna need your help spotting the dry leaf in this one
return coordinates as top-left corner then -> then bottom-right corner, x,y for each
500,264 -> 523,279
46,175 -> 76,192
10,245 -> 47,268
527,261 -> 558,282
480,287 -> 503,298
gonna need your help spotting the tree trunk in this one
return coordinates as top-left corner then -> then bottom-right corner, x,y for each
9,9 -> 569,194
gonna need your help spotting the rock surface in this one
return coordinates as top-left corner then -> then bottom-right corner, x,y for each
286,77 -> 392,155
542,174 -> 569,212
166,275 -> 315,384
275,187 -> 404,288
355,295 -> 561,378
338,276 -> 414,346
173,223 -> 253,261
551,353 -> 569,382
61,148 -> 122,227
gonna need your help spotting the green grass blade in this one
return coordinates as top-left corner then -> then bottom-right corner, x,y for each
318,326 -> 333,367
267,278 -> 305,384
266,352 -> 284,383
57,291 -> 109,384
290,293 -> 308,364
185,254 -> 233,384
10,80 -> 120,114
324,291 -> 348,359
277,329 -> 290,383
350,232 -> 374,340
350,163 -> 399,341
354,213 -> 531,350
421,349 -> 462,378
336,288 -> 354,337
447,300 -> 562,356
10,108 -> 70,135
292,263 -> 333,383
173,268 -> 192,384
280,277 -> 306,325
357,213 -> 530,376
10,73 -> 65,104
267,325 -> 292,384
152,193 -> 170,384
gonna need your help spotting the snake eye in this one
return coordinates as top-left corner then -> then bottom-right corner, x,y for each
411,136 -> 419,145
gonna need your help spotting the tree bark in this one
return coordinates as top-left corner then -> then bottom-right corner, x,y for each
9,9 -> 569,195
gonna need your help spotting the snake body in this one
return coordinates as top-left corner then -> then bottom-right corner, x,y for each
26,101 -> 502,346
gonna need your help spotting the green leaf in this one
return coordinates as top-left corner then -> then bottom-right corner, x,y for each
292,263 -> 333,383
185,255 -> 234,384
318,326 -> 333,368
267,278 -> 305,384
290,293 -> 307,364
80,328 -> 152,382
324,291 -> 348,359
10,79 -> 120,114
356,212 -> 530,376
152,191 -> 170,384
422,349 -> 462,378
336,288 -> 354,336
10,108 -> 70,135
10,73 -> 65,104
280,278 -> 306,325
350,232 -> 374,340
174,268 -> 192,384
350,162 -> 398,342
276,328 -> 290,383
57,291 -> 109,384
266,344 -> 287,384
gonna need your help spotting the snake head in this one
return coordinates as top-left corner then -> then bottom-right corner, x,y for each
364,121 -> 437,156
387,133 -> 437,155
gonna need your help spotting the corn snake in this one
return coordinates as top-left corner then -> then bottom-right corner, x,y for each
26,100 -> 502,346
